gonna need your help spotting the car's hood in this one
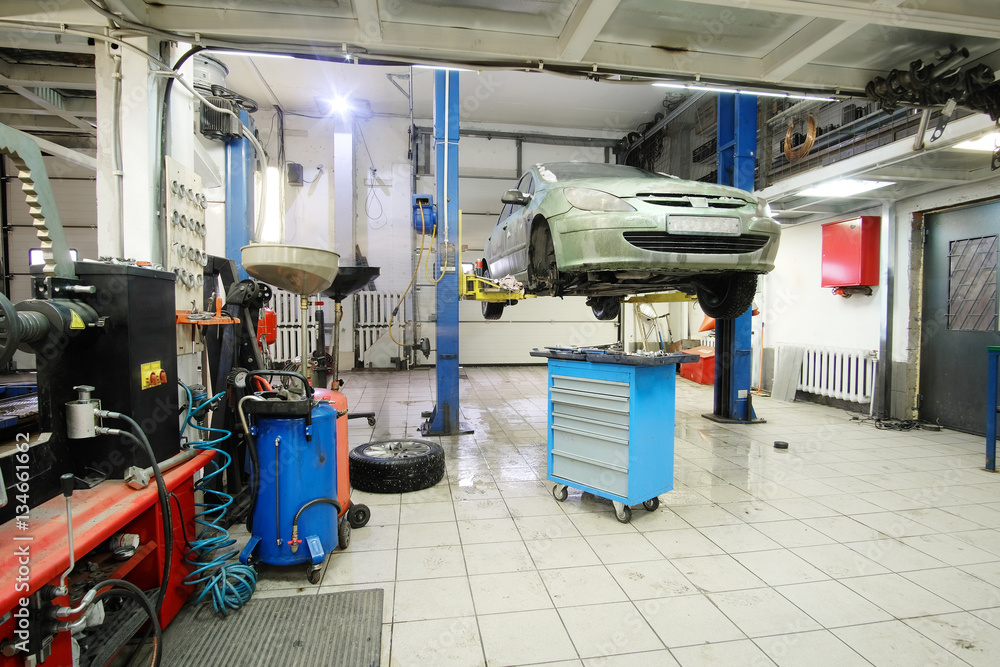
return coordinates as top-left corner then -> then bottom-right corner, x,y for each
550,176 -> 757,202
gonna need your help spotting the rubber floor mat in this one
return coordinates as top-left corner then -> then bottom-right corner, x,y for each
162,589 -> 383,667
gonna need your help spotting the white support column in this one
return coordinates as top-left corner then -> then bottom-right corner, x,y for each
119,37 -> 159,262
94,40 -> 122,257
333,118 -> 355,370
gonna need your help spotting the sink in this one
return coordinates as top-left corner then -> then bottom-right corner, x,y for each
323,266 -> 381,302
241,244 -> 339,295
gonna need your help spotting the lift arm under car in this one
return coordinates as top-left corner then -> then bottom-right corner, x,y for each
0,122 -> 76,279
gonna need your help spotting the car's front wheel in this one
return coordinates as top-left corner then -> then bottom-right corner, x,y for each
481,263 -> 505,320
695,273 -> 757,319
587,296 -> 621,321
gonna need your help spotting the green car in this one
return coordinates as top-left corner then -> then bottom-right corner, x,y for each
481,162 -> 780,320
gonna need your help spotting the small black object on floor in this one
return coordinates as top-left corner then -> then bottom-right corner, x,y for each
162,589 -> 383,667
774,440 -> 789,449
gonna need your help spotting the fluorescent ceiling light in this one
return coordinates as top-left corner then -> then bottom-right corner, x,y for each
412,65 -> 474,72
953,132 -> 1000,151
797,179 -> 894,198
211,50 -> 295,59
652,82 -> 835,102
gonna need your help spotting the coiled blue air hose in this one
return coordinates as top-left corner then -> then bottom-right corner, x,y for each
180,384 -> 257,614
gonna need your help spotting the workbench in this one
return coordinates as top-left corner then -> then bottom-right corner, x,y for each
0,449 -> 213,665
531,349 -> 696,523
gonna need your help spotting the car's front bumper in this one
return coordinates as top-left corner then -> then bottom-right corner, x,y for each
550,210 -> 780,275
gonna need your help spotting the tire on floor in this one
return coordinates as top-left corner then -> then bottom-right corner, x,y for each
349,438 -> 446,493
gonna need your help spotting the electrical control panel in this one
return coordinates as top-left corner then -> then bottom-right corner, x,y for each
165,156 -> 208,354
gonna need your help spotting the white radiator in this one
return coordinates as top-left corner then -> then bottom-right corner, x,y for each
271,288 -> 317,363
700,336 -> 716,347
355,291 -> 405,363
798,345 -> 878,403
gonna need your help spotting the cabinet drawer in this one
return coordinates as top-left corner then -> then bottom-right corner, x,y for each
551,388 -> 630,427
552,413 -> 629,444
551,452 -> 628,497
552,374 -> 630,399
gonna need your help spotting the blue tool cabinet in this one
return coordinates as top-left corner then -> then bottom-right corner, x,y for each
533,350 -> 695,523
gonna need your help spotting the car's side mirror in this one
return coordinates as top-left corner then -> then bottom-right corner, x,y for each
501,189 -> 531,206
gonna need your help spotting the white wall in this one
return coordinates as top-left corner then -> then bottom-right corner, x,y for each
762,217 -> 883,352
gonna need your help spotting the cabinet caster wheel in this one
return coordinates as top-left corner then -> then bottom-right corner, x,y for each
613,502 -> 632,524
643,497 -> 660,511
348,504 -> 371,528
367,416 -> 376,426
552,485 -> 568,502
338,518 -> 352,550
307,566 -> 323,585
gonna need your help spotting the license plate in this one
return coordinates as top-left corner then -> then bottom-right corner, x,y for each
667,215 -> 740,236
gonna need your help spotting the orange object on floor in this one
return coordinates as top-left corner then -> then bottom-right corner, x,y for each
698,316 -> 716,333
314,388 -> 350,518
679,346 -> 715,385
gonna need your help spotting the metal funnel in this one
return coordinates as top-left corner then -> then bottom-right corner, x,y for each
322,266 -> 380,302
241,244 -> 339,295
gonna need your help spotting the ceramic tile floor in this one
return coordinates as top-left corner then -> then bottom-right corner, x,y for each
255,366 -> 1000,667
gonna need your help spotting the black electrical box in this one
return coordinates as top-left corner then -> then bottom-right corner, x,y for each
32,262 -> 180,481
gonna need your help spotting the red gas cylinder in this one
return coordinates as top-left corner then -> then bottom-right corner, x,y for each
257,308 -> 277,347
313,387 -> 350,518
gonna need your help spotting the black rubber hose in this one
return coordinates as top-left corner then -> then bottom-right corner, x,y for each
292,498 -> 341,528
89,578 -> 162,667
111,418 -> 172,617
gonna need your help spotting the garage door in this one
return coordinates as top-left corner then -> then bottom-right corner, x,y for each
920,200 -> 1000,434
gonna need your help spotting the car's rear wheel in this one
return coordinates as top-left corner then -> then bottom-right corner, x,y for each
587,296 -> 621,321
696,273 -> 757,319
481,263 -> 505,320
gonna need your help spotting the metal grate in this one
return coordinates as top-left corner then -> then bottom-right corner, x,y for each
948,235 -> 998,331
623,232 -> 769,254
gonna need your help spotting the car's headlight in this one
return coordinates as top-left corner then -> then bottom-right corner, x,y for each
563,187 -> 635,212
756,197 -> 773,218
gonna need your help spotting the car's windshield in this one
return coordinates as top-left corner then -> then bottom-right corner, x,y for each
538,162 -> 660,182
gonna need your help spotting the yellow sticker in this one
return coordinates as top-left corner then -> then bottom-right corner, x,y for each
69,310 -> 85,330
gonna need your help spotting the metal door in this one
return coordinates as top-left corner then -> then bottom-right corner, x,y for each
920,200 -> 1000,433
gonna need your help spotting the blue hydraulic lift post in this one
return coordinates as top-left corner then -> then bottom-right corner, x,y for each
225,109 -> 254,279
422,69 -> 472,435
707,92 -> 761,423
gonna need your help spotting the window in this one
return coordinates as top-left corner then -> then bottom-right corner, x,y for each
947,235 -> 998,331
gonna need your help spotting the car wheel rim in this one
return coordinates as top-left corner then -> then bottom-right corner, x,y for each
363,440 -> 432,459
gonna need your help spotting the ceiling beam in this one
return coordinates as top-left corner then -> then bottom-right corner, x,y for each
0,94 -> 96,116
557,0 -> 621,62
101,0 -> 148,24
354,0 -> 382,43
21,132 -> 97,170
0,85 -> 96,134
0,62 -> 96,90
668,0 -> 1000,40
760,18 -> 865,82
0,30 -> 95,54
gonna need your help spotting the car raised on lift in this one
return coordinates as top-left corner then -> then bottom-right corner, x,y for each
481,162 -> 780,320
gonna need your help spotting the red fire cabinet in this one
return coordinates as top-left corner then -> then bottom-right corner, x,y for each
820,216 -> 881,287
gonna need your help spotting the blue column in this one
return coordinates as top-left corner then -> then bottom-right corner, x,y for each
225,109 -> 254,279
711,93 -> 758,422
422,70 -> 470,435
987,346 -> 998,472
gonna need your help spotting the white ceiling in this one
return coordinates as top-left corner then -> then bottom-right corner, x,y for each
0,0 -> 999,221
216,56 -> 676,132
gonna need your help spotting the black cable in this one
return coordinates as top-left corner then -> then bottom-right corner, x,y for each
169,492 -> 193,550
111,420 -> 172,617
89,578 -> 162,667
